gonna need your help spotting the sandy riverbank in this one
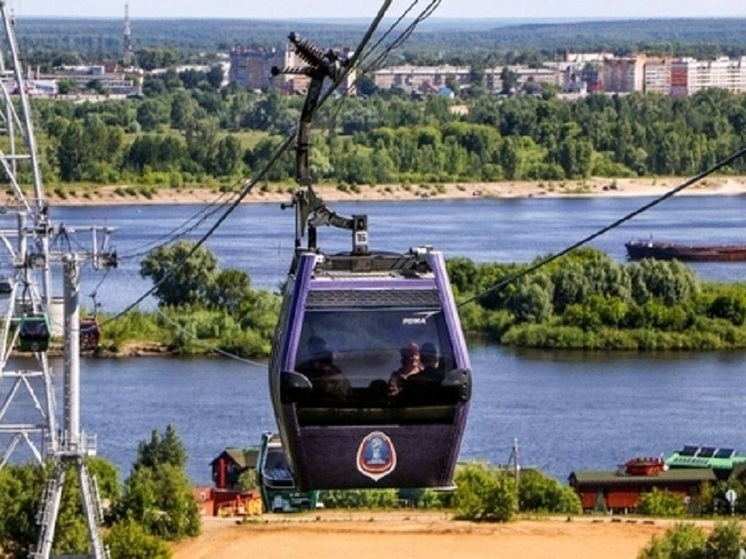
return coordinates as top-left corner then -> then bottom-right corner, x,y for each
38,176 -> 746,207
171,512 -> 698,559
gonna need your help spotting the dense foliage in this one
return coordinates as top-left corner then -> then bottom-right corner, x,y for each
638,521 -> 746,559
130,241 -> 279,357
0,426 -> 195,558
448,248 -> 746,351
636,488 -> 687,518
31,85 -> 746,192
117,243 -> 746,355
14,18 -> 746,67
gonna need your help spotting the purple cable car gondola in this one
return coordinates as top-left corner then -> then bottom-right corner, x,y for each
268,246 -> 472,490
267,32 -> 471,490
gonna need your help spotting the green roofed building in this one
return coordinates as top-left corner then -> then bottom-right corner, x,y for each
665,445 -> 746,480
569,458 -> 717,514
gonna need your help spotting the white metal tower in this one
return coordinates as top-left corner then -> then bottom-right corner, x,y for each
0,4 -> 116,557
0,0 -> 54,472
123,1 -> 133,67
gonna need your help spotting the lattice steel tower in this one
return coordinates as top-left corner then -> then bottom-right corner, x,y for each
0,3 -> 116,557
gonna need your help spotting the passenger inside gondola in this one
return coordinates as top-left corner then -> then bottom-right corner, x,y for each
388,341 -> 422,398
297,336 -> 350,404
388,341 -> 446,403
411,342 -> 446,397
293,309 -> 458,409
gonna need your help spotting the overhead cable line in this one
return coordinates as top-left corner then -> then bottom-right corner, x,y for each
458,144 -> 746,308
120,0 -> 438,264
103,0 -> 397,325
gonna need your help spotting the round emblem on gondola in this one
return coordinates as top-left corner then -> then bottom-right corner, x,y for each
356,431 -> 397,482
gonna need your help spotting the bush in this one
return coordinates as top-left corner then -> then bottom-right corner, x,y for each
518,469 -> 581,514
105,519 -> 172,559
637,521 -> 746,559
638,523 -> 706,559
452,462 -> 517,522
637,488 -> 686,517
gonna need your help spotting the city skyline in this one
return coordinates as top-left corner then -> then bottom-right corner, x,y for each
8,0 -> 746,20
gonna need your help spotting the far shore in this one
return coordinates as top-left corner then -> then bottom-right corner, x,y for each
32,176 -> 746,207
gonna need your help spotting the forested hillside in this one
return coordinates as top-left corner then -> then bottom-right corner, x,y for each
14,17 -> 746,66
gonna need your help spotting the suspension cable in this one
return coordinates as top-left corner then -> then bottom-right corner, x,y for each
458,144 -> 746,308
103,0 -> 398,325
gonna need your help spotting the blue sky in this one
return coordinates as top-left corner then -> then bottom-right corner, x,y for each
9,0 -> 746,19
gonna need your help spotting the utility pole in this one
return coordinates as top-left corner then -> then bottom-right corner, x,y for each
506,438 -> 521,486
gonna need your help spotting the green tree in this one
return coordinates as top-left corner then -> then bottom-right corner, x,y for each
170,91 -> 197,130
637,488 -> 686,517
506,275 -> 554,324
105,519 -> 172,559
140,241 -> 219,307
115,426 -> 200,541
86,79 -> 105,95
206,65 -> 224,90
0,458 -> 119,558
500,66 -> 518,95
628,259 -> 700,306
136,98 -> 170,131
135,424 -> 188,471
209,269 -> 251,314
708,293 -> 746,325
212,135 -> 243,177
0,463 -> 45,558
116,464 -> 199,540
518,469 -> 582,514
452,462 -> 517,522
703,521 -> 745,559
638,523 -> 707,559
57,78 -> 78,95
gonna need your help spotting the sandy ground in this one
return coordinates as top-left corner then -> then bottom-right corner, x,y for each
171,512 -> 684,559
35,176 -> 746,207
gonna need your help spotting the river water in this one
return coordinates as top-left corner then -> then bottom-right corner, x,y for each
7,193 -> 746,484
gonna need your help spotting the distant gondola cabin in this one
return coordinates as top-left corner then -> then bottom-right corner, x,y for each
80,317 -> 100,352
18,313 -> 51,352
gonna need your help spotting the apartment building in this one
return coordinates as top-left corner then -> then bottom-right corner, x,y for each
229,44 -> 356,95
228,46 -> 284,91
643,59 -> 672,94
372,64 -> 471,93
602,56 -> 646,93
670,57 -> 746,97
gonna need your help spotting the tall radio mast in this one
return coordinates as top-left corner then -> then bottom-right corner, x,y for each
123,1 -> 133,67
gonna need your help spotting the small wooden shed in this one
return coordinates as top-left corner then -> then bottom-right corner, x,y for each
210,447 -> 259,490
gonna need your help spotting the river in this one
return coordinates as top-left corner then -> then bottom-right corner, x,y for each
7,194 -> 746,484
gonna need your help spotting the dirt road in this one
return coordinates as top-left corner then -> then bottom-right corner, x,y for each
172,512 -> 671,559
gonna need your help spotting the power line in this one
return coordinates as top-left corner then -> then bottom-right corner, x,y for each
104,0 -> 400,325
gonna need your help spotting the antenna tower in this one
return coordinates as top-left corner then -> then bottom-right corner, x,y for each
123,1 -> 133,67
0,3 -> 117,557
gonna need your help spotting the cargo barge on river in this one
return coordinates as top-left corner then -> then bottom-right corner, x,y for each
625,239 -> 746,262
